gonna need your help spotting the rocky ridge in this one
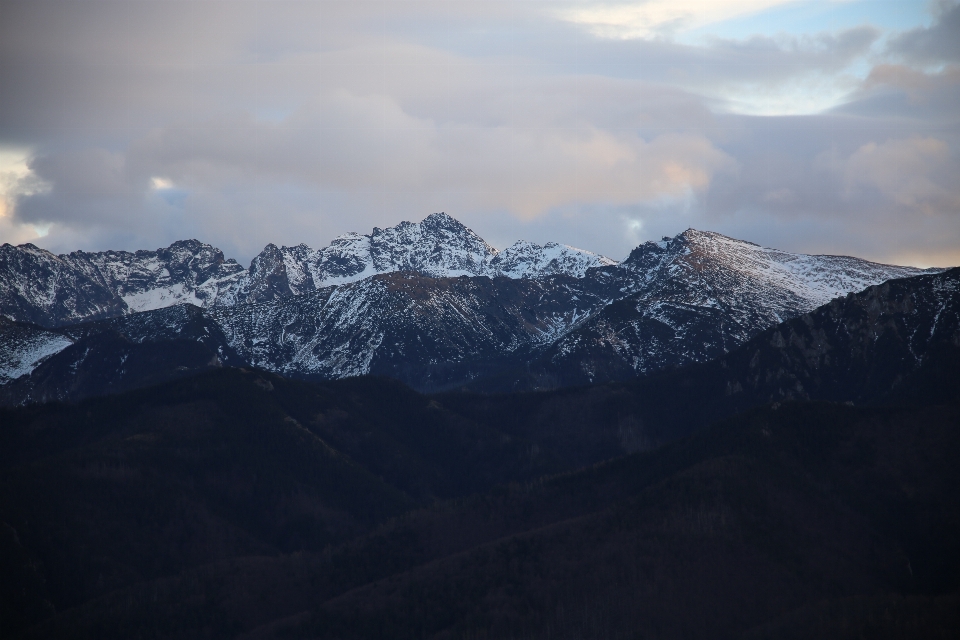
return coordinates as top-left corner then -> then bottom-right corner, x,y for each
0,239 -> 246,327
0,213 -> 616,321
518,229 -> 935,388
0,215 -> 944,398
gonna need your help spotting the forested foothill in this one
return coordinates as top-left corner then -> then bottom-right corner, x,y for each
1,270 -> 959,639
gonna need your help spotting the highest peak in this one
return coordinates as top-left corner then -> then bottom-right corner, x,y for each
374,212 -> 495,254
162,238 -> 224,255
167,238 -> 207,249
421,211 -> 463,229
369,212 -> 472,237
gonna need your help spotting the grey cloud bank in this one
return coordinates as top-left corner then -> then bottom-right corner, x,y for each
0,0 -> 958,267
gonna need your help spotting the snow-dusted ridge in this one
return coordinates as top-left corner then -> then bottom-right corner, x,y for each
0,239 -> 246,327
223,213 -> 618,304
0,213 -> 616,326
532,228 -> 942,386
490,240 -> 618,278
0,214 -> 950,395
622,228 -> 936,307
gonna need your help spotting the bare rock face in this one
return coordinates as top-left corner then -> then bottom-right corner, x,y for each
0,243 -> 127,327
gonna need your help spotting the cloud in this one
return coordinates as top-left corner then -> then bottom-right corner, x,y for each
842,137 -> 960,214
556,0 -> 795,40
14,149 -> 142,227
13,93 -> 736,245
887,1 -> 960,66
0,0 -> 957,268
0,146 -> 51,245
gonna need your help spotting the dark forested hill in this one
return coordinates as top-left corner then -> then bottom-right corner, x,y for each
4,381 -> 958,639
1,268 -> 958,639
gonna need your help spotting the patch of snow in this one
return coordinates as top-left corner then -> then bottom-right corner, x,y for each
122,284 -> 202,313
0,326 -> 74,384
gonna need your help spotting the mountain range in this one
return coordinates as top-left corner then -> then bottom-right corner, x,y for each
0,213 -> 939,401
1,213 -> 958,638
0,213 -> 614,325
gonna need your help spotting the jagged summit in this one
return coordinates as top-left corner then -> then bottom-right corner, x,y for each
225,213 -> 615,304
0,213 -> 616,323
367,211 -> 497,277
0,238 -> 245,326
225,212 -> 499,304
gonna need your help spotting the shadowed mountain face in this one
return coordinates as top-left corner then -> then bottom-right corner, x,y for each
718,267 -> 960,406
441,268 -> 960,453
1,259 -> 956,419
0,305 -> 245,407
1,266 -> 959,638
211,271 -> 615,390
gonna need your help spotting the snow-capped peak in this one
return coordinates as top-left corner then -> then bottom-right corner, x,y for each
623,227 -> 935,313
225,213 -> 616,304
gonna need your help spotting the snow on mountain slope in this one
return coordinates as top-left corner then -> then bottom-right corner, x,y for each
211,271 -> 609,390
0,242 -> 128,327
659,229 -> 926,309
615,230 -> 932,329
486,241 -> 618,278
530,229 -> 938,387
78,240 -> 247,313
1,215 -> 948,395
0,317 -> 74,384
0,240 -> 245,327
224,213 -> 616,304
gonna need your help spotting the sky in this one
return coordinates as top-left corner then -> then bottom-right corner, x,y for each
0,0 -> 958,267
